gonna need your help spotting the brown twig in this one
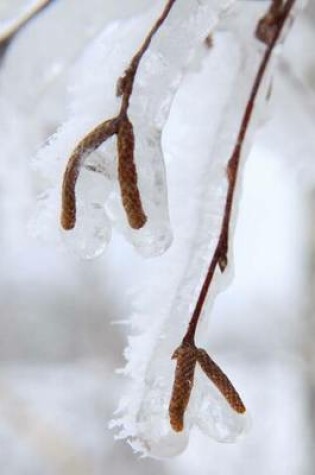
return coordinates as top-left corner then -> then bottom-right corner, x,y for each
169,0 -> 296,432
61,0 -> 177,231
183,0 -> 296,347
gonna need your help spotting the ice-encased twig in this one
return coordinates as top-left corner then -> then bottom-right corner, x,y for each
112,1 -> 302,458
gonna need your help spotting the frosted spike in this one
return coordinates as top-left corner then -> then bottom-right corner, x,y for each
123,0 -> 230,254
61,202 -> 111,260
35,0 -> 233,258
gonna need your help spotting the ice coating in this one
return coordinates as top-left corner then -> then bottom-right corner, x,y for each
34,0 -> 229,258
113,1 -> 294,458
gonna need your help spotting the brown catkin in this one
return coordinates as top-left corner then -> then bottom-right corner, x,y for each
196,349 -> 246,414
169,345 -> 198,432
61,119 -> 118,230
117,117 -> 147,229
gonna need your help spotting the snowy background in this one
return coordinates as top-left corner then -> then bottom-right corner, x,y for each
0,0 -> 314,473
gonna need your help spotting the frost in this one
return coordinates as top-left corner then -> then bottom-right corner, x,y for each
112,1 -> 297,458
34,0 -> 231,258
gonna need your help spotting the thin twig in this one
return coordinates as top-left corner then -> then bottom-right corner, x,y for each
61,0 -> 177,231
183,0 -> 296,346
169,0 -> 297,433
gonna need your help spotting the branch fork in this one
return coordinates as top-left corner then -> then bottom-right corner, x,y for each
169,342 -> 246,433
61,0 -> 177,233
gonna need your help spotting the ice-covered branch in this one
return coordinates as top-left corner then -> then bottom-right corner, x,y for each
113,0 -> 303,458
170,0 -> 298,436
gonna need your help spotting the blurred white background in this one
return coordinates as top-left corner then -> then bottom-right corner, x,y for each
0,0 -> 314,473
